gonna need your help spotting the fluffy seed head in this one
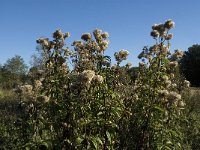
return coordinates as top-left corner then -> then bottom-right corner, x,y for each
165,33 -> 173,40
151,30 -> 160,38
164,19 -> 175,29
169,61 -> 178,67
53,29 -> 64,39
183,80 -> 190,88
81,33 -> 92,41
167,91 -> 181,101
64,32 -> 70,38
101,32 -> 109,39
92,75 -> 104,84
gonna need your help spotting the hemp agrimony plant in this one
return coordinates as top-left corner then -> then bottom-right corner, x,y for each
125,19 -> 189,149
14,19 -> 190,150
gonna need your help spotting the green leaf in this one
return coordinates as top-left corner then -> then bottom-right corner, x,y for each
154,106 -> 164,112
106,131 -> 111,142
91,138 -> 97,149
76,137 -> 84,144
25,147 -> 30,150
163,145 -> 171,150
96,137 -> 103,145
97,111 -> 103,116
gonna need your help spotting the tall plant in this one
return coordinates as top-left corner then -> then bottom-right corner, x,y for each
126,19 -> 189,149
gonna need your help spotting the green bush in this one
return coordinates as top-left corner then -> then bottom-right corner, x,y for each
180,44 -> 200,87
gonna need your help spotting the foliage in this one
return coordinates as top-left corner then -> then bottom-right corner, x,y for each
0,55 -> 28,89
0,89 -> 21,149
182,89 -> 200,149
1,20 -> 199,150
180,44 -> 200,87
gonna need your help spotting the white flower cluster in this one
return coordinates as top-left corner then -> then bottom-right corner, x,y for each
93,28 -> 109,52
81,33 -> 92,41
53,29 -> 70,40
151,19 -> 175,39
34,80 -> 42,90
114,49 -> 129,62
71,70 -> 104,89
19,84 -> 33,95
173,49 -> 184,58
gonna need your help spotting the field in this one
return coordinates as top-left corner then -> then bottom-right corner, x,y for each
0,20 -> 200,150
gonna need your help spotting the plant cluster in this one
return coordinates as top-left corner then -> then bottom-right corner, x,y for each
1,20 -> 196,150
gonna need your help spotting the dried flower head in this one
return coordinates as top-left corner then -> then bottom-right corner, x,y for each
92,75 -> 104,84
150,30 -> 160,38
64,32 -> 70,38
78,70 -> 95,84
158,89 -> 169,98
72,40 -> 83,46
161,45 -> 169,55
36,38 -> 49,47
99,40 -> 109,51
152,24 -> 159,30
164,19 -> 175,29
165,33 -> 173,40
93,28 -> 102,40
171,83 -> 177,88
34,80 -> 42,90
183,80 -> 190,88
101,32 -> 109,39
53,29 -> 64,39
81,33 -> 92,41
119,49 -> 129,60
178,100 -> 185,107
173,49 -> 184,58
20,84 -> 33,95
169,61 -> 178,67
149,45 -> 159,53
167,91 -> 181,102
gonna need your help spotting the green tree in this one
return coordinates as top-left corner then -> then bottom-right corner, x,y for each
180,44 -> 200,87
0,55 -> 28,89
4,55 -> 28,75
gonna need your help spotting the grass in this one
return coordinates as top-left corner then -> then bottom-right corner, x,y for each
0,87 -> 200,149
0,88 -> 21,149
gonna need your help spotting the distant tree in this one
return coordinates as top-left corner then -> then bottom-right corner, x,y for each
29,45 -> 49,69
4,55 -> 28,75
0,55 -> 28,89
179,44 -> 200,87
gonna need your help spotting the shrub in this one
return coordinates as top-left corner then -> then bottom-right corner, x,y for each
180,44 -> 200,87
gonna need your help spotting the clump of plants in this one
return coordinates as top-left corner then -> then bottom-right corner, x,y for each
124,19 -> 190,149
1,19 -> 194,150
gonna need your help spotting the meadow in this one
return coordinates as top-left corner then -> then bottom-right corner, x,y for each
0,19 -> 200,150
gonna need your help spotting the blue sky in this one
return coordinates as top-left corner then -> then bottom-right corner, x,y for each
0,0 -> 200,66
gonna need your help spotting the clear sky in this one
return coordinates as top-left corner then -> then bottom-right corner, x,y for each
1,0 -> 200,67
